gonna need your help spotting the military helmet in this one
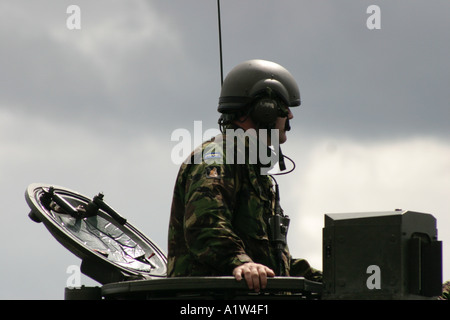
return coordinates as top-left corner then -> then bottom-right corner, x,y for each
218,59 -> 301,114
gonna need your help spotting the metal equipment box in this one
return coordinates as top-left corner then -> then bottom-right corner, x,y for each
322,210 -> 442,299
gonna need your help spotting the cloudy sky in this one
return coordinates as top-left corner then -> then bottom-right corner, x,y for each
1,0 -> 449,299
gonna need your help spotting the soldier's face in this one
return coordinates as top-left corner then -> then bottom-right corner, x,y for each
274,107 -> 293,144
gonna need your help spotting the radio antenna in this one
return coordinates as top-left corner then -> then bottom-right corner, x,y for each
217,0 -> 224,86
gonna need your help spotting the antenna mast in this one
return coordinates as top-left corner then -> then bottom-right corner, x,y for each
217,0 -> 224,86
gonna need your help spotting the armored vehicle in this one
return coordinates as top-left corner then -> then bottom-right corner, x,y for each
25,183 -> 442,300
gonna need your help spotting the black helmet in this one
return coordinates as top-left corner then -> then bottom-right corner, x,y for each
218,59 -> 301,114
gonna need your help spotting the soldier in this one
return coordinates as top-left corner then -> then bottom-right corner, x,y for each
167,59 -> 322,292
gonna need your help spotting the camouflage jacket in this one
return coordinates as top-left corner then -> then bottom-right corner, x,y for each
167,127 -> 321,281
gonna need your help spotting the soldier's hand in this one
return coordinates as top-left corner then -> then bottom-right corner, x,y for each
233,262 -> 275,293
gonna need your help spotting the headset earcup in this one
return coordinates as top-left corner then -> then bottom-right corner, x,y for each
251,99 -> 278,125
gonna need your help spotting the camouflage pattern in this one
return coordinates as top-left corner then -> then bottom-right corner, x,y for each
167,126 -> 322,281
439,280 -> 450,300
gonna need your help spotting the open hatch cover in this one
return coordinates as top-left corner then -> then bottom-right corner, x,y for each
26,183 -> 167,285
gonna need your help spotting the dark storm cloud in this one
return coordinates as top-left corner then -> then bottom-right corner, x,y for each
2,1 -> 449,141
213,0 -> 450,140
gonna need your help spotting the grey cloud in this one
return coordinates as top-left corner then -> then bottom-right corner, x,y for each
2,1 -> 450,140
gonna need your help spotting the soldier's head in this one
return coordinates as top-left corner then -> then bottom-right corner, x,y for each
217,59 -> 300,144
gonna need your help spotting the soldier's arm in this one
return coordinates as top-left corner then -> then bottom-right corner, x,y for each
183,162 -> 254,274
